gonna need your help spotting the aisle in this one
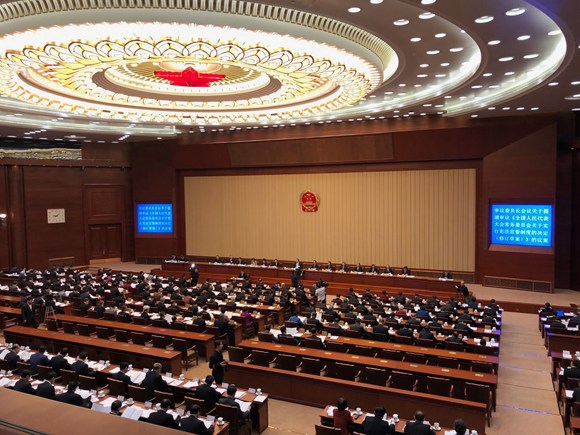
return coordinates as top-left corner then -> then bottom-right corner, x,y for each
487,312 -> 563,434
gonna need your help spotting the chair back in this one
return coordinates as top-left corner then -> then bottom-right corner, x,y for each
252,350 -> 275,367
325,342 -> 347,353
258,332 -> 274,342
304,338 -> 325,350
278,335 -> 298,346
131,331 -> 150,346
96,326 -> 112,339
215,403 -> 251,435
464,382 -> 491,405
315,424 -> 342,435
391,335 -> 413,345
329,362 -> 360,382
300,357 -> 326,376
128,384 -> 151,402
46,319 -> 59,331
154,390 -> 176,407
471,361 -> 495,374
362,366 -> 389,386
276,353 -> 299,371
62,322 -> 76,334
37,365 -> 53,380
370,332 -> 388,342
379,349 -> 403,361
108,378 -> 127,397
79,374 -> 98,391
185,396 -> 208,415
114,329 -> 129,343
445,342 -> 466,352
426,376 -> 452,396
403,353 -> 429,365
389,370 -> 416,391
133,317 -> 149,325
77,324 -> 92,337
228,346 -> 252,363
87,311 -> 102,319
60,369 -> 79,385
16,361 -> 31,375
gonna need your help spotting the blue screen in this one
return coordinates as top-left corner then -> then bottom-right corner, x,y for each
137,203 -> 173,234
490,204 -> 552,247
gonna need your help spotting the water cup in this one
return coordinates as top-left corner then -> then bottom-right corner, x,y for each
392,414 -> 399,422
356,407 -> 362,416
179,374 -> 185,381
217,417 -> 224,425
127,398 -> 134,405
256,388 -> 262,395
98,390 -> 105,398
434,422 -> 440,430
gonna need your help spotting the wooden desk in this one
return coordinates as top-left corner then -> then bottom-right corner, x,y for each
320,405 -> 454,435
226,361 -> 487,434
0,306 -> 21,329
330,336 -> 499,365
3,326 -> 182,375
53,313 -> 216,360
571,416 -> 580,435
161,262 -> 459,295
238,340 -> 498,388
0,388 -> 201,435
546,332 -> 580,353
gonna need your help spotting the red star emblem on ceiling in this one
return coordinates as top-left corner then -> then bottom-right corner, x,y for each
154,66 -> 225,87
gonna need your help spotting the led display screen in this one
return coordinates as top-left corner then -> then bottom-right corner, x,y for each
490,204 -> 552,247
137,203 -> 173,234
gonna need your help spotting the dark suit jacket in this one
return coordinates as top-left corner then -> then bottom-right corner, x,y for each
403,420 -> 436,435
29,352 -> 51,373
56,390 -> 85,407
36,381 -> 56,399
562,366 -> 580,384
4,351 -> 21,370
195,383 -> 223,410
71,360 -> 94,376
362,416 -> 395,435
112,371 -> 133,387
142,370 -> 168,397
218,396 -> 247,421
51,355 -> 72,375
21,303 -> 37,327
148,410 -> 179,429
179,415 -> 214,434
13,379 -> 36,395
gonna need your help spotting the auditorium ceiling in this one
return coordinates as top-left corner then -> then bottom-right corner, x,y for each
0,0 -> 578,143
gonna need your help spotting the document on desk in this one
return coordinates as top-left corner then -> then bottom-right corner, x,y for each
122,405 -> 144,420
216,387 -> 226,394
77,389 -> 92,399
183,380 -> 199,389
235,391 -> 246,399
235,399 -> 251,412
253,395 -> 267,403
129,370 -> 146,384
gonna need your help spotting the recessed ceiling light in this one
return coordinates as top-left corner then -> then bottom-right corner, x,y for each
571,81 -> 580,85
440,62 -> 450,67
348,7 -> 361,13
475,16 -> 494,24
414,84 -> 422,87
488,40 -> 501,46
444,95 -> 452,99
423,104 -> 432,107
426,50 -> 440,55
394,19 -> 409,26
471,85 -> 483,89
548,82 -> 559,86
471,114 -> 479,118
523,53 -> 539,59
502,107 -> 511,110
531,107 -> 539,110
419,12 -> 435,19
506,8 -> 526,16
398,83 -> 406,87
488,84 -> 499,89
419,63 -> 429,68
483,72 -> 493,77
505,71 -> 515,75
516,107 -> 525,110
421,0 -> 436,4
417,74 -> 428,78
488,107 -> 496,110
369,0 -> 383,4
499,56 -> 514,62
449,47 -> 464,52
435,73 -> 446,78
435,33 -> 446,38
548,30 -> 562,36
517,35 -> 531,41
410,37 -> 422,42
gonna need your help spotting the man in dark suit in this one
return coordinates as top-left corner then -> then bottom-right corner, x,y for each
445,331 -> 465,345
195,375 -> 223,410
21,296 -> 38,328
396,326 -> 414,338
562,360 -> 580,385
218,384 -> 250,422
29,345 -> 51,374
401,266 -> 412,276
362,406 -> 395,435
56,381 -> 86,407
112,361 -> 134,388
372,320 -> 389,337
51,347 -> 72,375
403,411 -> 436,435
4,344 -> 21,370
368,264 -> 379,274
180,404 -> 214,434
209,341 -> 228,384
418,327 -> 436,342
455,281 -> 469,300
141,362 -> 168,397
71,351 -> 95,376
13,370 -> 36,395
148,398 -> 180,429
36,371 -> 57,399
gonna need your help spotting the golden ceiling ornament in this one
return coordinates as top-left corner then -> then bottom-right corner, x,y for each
0,0 -> 397,125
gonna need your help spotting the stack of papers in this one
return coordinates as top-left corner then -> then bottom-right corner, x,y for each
235,399 -> 252,412
253,395 -> 267,403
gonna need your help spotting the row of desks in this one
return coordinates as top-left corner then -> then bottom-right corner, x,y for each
161,262 -> 460,294
52,313 -> 218,360
3,326 -> 183,375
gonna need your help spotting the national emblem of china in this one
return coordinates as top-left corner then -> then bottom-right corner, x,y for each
300,191 -> 320,212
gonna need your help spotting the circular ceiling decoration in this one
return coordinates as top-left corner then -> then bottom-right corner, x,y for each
0,1 -> 397,125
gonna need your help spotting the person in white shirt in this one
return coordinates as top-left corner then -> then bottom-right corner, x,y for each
315,285 -> 326,303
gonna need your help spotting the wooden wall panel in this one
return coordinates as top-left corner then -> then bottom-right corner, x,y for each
477,124 -> 557,286
184,169 -> 476,271
23,167 -> 86,268
0,166 -> 9,269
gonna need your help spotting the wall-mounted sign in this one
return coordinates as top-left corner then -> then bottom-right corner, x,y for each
300,191 -> 320,213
